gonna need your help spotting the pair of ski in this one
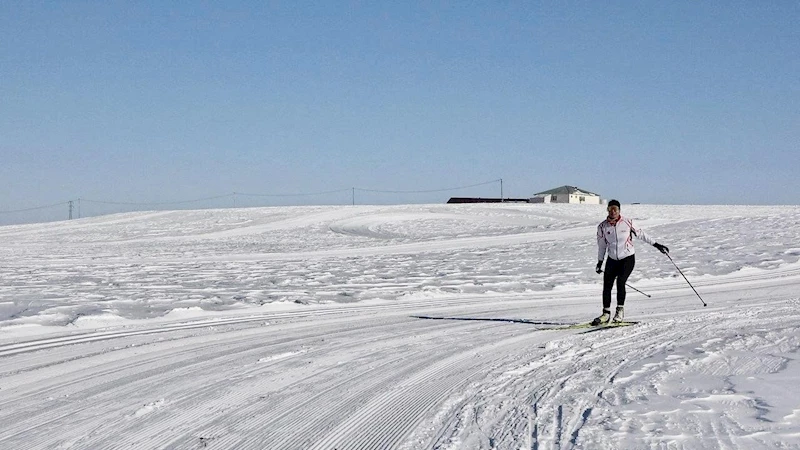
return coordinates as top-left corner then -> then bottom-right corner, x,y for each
554,320 -> 639,333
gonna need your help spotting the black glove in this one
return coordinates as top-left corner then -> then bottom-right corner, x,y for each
595,261 -> 603,273
653,243 -> 669,254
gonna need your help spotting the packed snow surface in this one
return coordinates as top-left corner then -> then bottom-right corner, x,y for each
1,203 -> 799,449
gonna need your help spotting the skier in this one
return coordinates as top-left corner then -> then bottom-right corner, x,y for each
593,199 -> 669,325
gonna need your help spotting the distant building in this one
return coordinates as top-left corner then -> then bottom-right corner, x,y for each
530,186 -> 602,204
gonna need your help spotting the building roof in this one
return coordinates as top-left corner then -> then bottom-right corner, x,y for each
534,185 -> 600,196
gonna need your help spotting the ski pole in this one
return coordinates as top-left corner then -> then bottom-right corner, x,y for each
665,252 -> 707,307
625,283 -> 651,298
598,270 -> 651,298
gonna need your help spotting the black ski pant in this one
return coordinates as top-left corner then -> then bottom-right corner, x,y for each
603,254 -> 635,309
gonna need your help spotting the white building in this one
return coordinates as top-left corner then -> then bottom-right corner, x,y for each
530,186 -> 602,204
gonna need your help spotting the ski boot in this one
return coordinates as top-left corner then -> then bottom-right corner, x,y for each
591,309 -> 611,326
612,306 -> 624,323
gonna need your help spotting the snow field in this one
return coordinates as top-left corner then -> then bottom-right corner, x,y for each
1,203 -> 799,449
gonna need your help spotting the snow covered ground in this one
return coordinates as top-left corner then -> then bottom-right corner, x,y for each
1,203 -> 799,449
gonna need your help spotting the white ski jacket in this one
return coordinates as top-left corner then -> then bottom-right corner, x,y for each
597,215 -> 655,261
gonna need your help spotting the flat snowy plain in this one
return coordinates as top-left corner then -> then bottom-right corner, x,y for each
1,203 -> 799,449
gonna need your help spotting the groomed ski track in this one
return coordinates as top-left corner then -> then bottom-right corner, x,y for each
1,266 -> 798,449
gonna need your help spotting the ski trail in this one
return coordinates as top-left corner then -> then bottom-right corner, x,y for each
421,301 -> 800,449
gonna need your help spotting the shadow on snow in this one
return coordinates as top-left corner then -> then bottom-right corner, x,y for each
411,315 -> 573,326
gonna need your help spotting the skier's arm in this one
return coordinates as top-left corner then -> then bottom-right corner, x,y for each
597,224 -> 607,262
630,219 -> 669,253
629,219 -> 656,246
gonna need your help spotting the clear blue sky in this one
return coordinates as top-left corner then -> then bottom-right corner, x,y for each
1,1 -> 798,222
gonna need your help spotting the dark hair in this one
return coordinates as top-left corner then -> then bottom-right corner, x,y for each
608,199 -> 621,208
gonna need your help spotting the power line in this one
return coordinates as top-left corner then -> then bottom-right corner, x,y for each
80,194 -> 235,207
355,179 -> 502,194
0,201 -> 69,214
235,180 -> 501,197
2,178 -> 505,222
235,188 -> 352,198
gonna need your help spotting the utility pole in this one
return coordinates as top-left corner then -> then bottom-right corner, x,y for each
68,200 -> 74,220
500,179 -> 504,202
352,188 -> 355,206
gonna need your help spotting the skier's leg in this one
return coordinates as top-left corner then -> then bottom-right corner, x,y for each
602,260 -> 617,310
615,255 -> 636,306
610,256 -> 635,323
594,261 -> 618,325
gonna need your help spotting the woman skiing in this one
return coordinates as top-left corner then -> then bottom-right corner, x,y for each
594,200 -> 669,325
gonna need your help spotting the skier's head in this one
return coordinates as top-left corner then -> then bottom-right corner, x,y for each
607,199 -> 621,220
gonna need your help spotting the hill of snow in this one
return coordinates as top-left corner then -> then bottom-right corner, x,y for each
1,203 -> 799,448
